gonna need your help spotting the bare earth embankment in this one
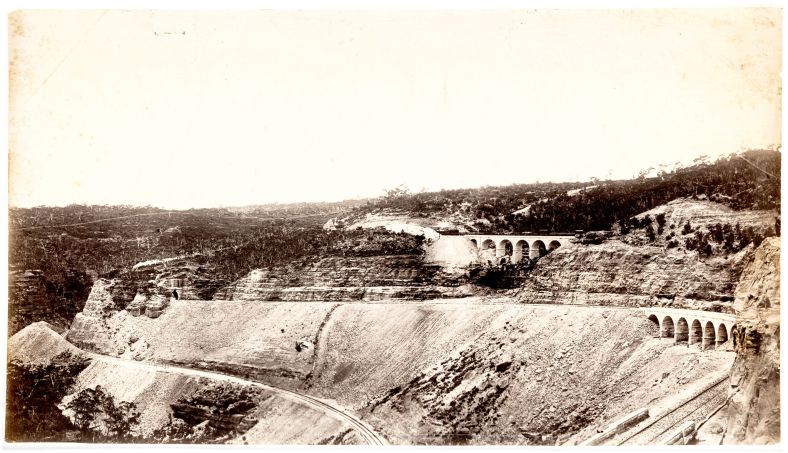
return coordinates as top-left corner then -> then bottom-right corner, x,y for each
61,298 -> 734,445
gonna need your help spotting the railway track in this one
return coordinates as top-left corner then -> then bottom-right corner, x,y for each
616,375 -> 729,446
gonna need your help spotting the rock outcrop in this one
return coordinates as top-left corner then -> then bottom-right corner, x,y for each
514,200 -> 775,311
636,198 -> 776,233
8,268 -> 92,335
215,255 -> 473,302
515,240 -> 749,311
724,237 -> 780,444
66,278 -> 171,354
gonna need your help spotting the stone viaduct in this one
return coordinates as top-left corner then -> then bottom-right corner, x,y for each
642,307 -> 736,349
463,234 -> 574,263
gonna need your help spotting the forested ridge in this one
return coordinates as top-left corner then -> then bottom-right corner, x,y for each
362,149 -> 780,233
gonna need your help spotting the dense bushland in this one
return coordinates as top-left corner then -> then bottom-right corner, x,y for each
7,353 -> 148,443
10,198 -> 421,327
6,352 -> 88,442
363,150 -> 780,233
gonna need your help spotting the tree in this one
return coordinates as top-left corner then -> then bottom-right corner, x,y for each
618,218 -> 630,235
699,238 -> 713,257
741,226 -> 755,247
103,400 -> 141,440
152,416 -> 198,443
710,223 -> 724,242
383,184 -> 410,201
655,213 -> 666,235
645,225 -> 657,241
66,386 -> 106,435
64,385 -> 140,441
682,221 -> 693,235
724,230 -> 736,252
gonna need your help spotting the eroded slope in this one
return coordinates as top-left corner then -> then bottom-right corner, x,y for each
305,303 -> 734,445
724,237 -> 780,444
64,298 -> 735,445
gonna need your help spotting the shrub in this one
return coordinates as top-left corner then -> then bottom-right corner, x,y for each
655,213 -> 666,235
6,353 -> 89,442
645,225 -> 657,241
64,385 -> 140,441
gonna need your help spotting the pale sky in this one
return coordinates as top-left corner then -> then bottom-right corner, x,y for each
8,9 -> 782,209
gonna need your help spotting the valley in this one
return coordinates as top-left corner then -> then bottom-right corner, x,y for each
6,151 -> 781,445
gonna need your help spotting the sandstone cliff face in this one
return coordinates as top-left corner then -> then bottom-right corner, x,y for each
515,200 -> 775,311
636,198 -> 776,233
66,278 -> 174,355
215,255 -> 473,302
66,252 -> 473,355
724,237 -> 780,444
515,240 -> 748,311
8,269 -> 92,335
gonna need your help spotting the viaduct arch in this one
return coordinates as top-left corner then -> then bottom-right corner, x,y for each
642,307 -> 736,350
464,234 -> 573,263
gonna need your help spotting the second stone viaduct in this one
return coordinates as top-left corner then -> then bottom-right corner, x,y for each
463,234 -> 574,263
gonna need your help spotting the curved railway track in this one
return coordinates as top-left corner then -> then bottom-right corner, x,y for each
85,352 -> 387,445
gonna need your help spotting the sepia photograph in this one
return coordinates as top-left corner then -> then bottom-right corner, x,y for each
4,4 -> 782,448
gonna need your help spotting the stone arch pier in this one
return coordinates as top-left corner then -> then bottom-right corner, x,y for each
464,234 -> 573,263
642,307 -> 736,350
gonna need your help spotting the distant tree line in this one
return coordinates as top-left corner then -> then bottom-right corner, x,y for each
364,150 -> 780,233
508,150 -> 779,232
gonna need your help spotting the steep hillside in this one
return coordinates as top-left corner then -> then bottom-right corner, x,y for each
723,238 -> 780,444
63,297 -> 735,445
305,303 -> 733,445
68,297 -> 336,387
67,360 -> 360,444
515,199 -> 775,311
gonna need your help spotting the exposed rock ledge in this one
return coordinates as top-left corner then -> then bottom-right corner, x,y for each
723,237 -> 780,444
214,255 -> 472,302
515,239 -> 754,312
